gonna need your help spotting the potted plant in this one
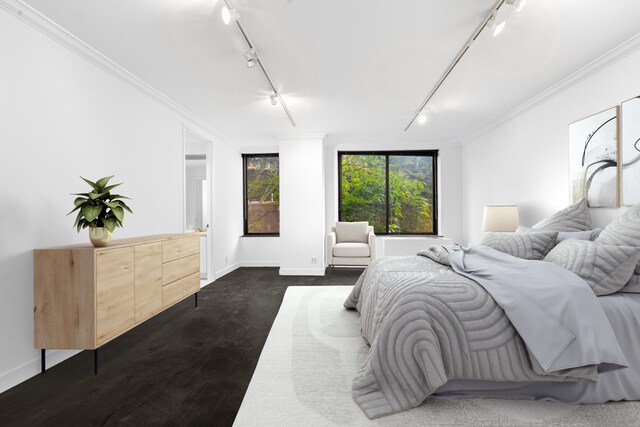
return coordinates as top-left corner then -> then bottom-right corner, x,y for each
68,175 -> 133,247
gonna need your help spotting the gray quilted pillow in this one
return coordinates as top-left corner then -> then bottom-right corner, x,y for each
544,239 -> 640,296
532,198 -> 592,232
595,204 -> 640,292
516,226 -> 601,242
481,231 -> 557,260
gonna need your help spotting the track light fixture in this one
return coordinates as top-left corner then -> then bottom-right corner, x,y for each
487,15 -> 506,37
507,0 -> 527,12
244,48 -> 257,68
221,6 -> 238,25
221,0 -> 295,127
404,0 -> 528,131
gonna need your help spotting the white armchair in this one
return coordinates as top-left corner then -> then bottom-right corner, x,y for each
327,221 -> 376,271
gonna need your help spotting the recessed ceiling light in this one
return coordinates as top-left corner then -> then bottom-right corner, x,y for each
417,113 -> 427,124
270,94 -> 278,106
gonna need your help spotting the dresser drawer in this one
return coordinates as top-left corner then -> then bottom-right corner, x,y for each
163,253 -> 199,285
163,272 -> 199,308
162,236 -> 199,263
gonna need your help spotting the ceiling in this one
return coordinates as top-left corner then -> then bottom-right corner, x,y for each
23,0 -> 640,147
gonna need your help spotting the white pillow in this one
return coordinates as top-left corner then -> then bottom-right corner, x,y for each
336,221 -> 369,243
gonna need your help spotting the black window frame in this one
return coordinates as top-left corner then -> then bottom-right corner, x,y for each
243,153 -> 280,236
337,150 -> 439,236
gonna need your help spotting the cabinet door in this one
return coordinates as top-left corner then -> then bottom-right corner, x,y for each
134,242 -> 162,323
96,247 -> 135,346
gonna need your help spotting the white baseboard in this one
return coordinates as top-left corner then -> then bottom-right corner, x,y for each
0,349 -> 80,394
240,261 -> 280,268
279,267 -> 326,276
214,262 -> 241,279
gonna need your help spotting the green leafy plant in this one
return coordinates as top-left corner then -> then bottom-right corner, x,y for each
68,175 -> 133,233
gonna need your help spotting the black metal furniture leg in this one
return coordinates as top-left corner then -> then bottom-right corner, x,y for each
195,292 -> 198,308
41,349 -> 46,374
93,349 -> 98,375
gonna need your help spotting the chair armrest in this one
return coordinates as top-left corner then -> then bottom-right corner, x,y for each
327,232 -> 337,265
368,230 -> 376,261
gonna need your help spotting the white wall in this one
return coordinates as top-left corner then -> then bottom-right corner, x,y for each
0,8 -> 242,393
461,44 -> 640,244
324,141 -> 464,258
278,135 -> 326,275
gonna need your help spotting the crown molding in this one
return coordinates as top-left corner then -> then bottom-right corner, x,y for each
0,0 -> 230,144
461,32 -> 640,145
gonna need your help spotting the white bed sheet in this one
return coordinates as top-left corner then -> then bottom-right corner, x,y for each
435,292 -> 640,403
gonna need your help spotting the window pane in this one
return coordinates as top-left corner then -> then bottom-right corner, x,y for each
246,156 -> 279,234
388,155 -> 434,234
339,154 -> 386,233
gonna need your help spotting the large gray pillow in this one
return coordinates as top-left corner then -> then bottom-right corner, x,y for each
544,239 -> 640,296
516,225 -> 601,243
481,231 -> 557,260
595,204 -> 640,292
532,198 -> 592,232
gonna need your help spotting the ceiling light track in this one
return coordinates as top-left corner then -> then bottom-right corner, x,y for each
404,0 -> 510,131
222,0 -> 296,127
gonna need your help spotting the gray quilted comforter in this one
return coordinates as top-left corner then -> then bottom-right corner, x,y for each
344,254 -> 625,419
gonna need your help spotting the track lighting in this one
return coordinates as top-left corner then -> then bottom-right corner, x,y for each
507,0 -> 528,12
487,15 -> 506,37
244,49 -> 257,68
221,0 -> 296,127
221,6 -> 238,25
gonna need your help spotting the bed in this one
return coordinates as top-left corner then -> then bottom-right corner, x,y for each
344,200 -> 640,419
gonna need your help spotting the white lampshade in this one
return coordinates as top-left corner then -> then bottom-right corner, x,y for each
482,205 -> 519,232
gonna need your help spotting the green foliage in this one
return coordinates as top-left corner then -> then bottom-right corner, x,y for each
340,155 -> 433,234
246,157 -> 279,204
68,175 -> 133,233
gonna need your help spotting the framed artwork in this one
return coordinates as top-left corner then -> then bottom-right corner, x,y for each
621,96 -> 640,206
569,106 -> 619,208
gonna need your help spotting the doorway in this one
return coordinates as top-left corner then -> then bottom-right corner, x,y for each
183,127 -> 214,285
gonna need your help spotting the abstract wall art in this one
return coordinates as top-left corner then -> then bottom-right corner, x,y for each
621,96 -> 640,206
569,106 -> 619,208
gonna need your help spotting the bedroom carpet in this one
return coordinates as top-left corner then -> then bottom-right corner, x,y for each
0,267 -> 361,426
234,285 -> 640,427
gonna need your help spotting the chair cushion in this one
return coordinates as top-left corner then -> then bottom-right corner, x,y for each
336,221 -> 369,243
333,242 -> 370,258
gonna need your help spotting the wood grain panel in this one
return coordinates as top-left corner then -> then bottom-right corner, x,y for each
96,247 -> 134,346
162,236 -> 199,263
162,254 -> 199,286
34,248 -> 95,349
163,272 -> 199,308
134,242 -> 162,323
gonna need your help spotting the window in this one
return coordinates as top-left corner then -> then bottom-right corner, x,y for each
243,154 -> 279,235
338,151 -> 438,235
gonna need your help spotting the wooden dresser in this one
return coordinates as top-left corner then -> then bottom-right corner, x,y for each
34,233 -> 200,373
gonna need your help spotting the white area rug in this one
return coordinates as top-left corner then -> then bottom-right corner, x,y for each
233,286 -> 640,426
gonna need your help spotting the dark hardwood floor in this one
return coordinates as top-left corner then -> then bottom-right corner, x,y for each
0,267 -> 361,427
